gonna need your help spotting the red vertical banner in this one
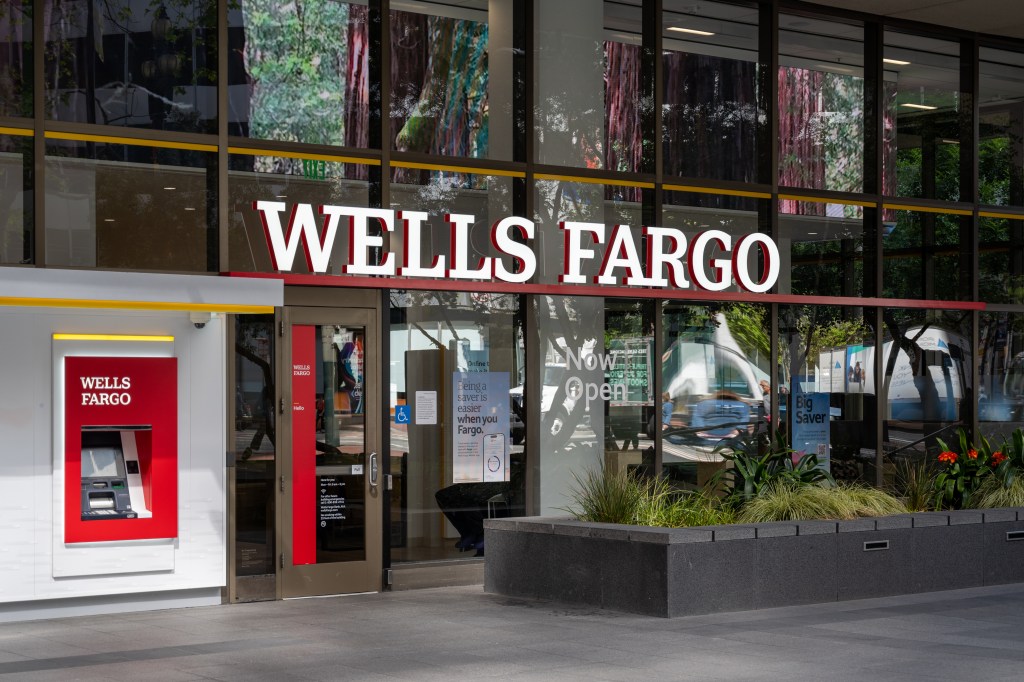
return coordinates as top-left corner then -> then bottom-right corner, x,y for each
291,325 -> 317,565
64,356 -> 178,543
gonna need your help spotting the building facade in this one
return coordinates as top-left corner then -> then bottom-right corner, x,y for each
2,0 -> 1024,616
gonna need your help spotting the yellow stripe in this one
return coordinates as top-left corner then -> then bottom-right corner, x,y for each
979,211 -> 1024,221
228,146 -> 382,166
0,126 -> 33,137
0,297 -> 274,314
883,203 -> 973,216
391,160 -> 525,178
779,193 -> 877,207
662,183 -> 771,199
53,333 -> 174,342
536,173 -> 654,189
45,131 -> 217,152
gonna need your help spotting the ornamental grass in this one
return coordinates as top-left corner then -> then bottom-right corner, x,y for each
565,468 -> 734,528
737,481 -> 907,523
973,475 -> 1024,509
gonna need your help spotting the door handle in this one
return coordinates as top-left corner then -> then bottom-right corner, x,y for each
369,452 -> 378,488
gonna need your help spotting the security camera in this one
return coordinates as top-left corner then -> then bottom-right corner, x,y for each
189,311 -> 212,329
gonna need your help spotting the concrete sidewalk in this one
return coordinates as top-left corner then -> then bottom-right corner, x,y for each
1,583 -> 1024,681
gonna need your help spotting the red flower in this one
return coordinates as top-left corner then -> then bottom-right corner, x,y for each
991,451 -> 1007,466
967,449 -> 978,460
938,451 -> 958,464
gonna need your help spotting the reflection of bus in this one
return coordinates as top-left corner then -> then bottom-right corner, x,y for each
997,352 -> 1024,421
856,327 -> 970,421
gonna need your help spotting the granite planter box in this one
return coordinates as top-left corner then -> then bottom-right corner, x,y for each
483,508 -> 1024,617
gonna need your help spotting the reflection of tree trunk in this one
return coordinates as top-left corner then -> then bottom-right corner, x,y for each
663,52 -> 756,183
605,41 -> 641,179
881,312 -> 932,417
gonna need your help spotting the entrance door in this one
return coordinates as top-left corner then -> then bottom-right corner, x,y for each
280,307 -> 381,597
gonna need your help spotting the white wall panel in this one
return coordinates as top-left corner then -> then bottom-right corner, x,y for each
0,306 -> 228,605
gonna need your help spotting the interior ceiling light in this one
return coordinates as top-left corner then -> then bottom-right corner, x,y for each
883,58 -> 911,65
668,27 -> 715,36
184,207 -> 196,211
103,218 -> 115,222
901,103 -> 937,110
163,186 -> 176,190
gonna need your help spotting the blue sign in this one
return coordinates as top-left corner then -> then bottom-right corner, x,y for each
394,404 -> 410,424
791,389 -> 830,473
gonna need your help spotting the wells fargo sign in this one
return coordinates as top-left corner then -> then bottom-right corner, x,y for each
253,201 -> 781,293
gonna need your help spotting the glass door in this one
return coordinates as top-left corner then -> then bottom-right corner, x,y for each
280,307 -> 381,597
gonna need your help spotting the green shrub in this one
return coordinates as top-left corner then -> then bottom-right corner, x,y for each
974,475 -> 1024,509
565,467 -> 734,528
713,430 -> 833,504
737,481 -> 907,523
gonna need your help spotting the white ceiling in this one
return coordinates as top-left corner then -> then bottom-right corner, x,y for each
802,0 -> 1024,40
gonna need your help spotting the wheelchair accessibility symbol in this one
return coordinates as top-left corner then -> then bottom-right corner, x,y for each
394,405 -> 411,424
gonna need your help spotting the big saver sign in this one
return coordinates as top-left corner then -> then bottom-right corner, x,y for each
64,356 -> 178,543
253,202 -> 781,293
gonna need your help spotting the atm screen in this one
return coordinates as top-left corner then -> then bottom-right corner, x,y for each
82,447 -> 124,478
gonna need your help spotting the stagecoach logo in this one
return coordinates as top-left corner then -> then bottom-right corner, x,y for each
253,202 -> 781,293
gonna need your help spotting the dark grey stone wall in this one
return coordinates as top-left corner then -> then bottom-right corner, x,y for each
484,508 -> 1024,618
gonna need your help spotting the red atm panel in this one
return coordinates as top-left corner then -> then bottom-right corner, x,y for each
64,356 -> 178,543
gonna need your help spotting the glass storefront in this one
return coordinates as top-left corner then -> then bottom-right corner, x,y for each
8,1 -> 1024,602
0,134 -> 31,264
44,138 -> 216,271
227,0 -> 366,145
44,0 -> 217,133
663,0 -> 759,184
389,291 -> 524,559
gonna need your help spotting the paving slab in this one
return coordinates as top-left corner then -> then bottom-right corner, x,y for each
0,583 -> 1023,680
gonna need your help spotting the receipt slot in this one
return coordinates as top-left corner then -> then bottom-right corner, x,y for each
80,428 -> 154,521
63,356 -> 178,543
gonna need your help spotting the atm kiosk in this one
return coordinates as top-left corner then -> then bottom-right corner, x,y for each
80,428 -> 152,521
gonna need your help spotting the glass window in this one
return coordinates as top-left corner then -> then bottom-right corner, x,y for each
43,0 -> 217,133
979,312 -> 1024,439
662,191 -> 766,294
389,291 -> 524,560
391,0 -> 513,161
779,304 -> 875,485
663,0 -> 759,184
534,0 -> 643,172
533,295 -> 655,514
604,298 -> 656,476
980,215 -> 1024,304
0,134 -> 32,264
979,47 -> 1024,208
779,15 -> 864,193
884,32 -> 962,202
534,179 -> 643,286
778,199 -> 865,297
45,138 -> 215,271
227,153 -> 371,273
232,315 -> 277,586
661,301 -> 770,490
389,167 -> 515,283
882,209 -> 967,300
0,1 -> 32,118
227,0 -> 367,146
880,308 -> 972,461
